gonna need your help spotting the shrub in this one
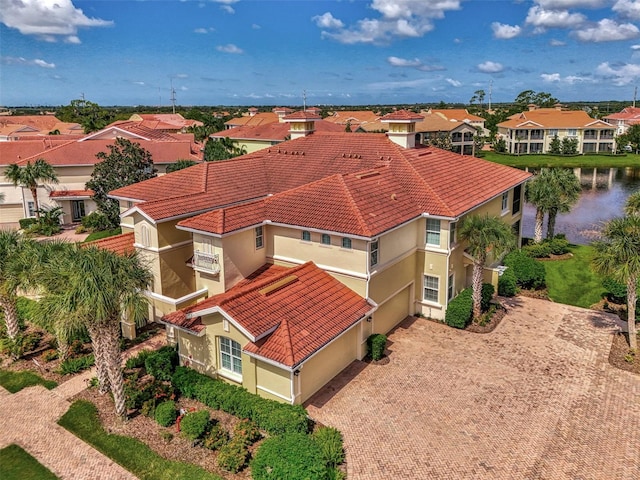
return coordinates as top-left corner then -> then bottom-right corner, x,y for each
445,288 -> 473,328
18,217 -> 38,230
217,437 -> 250,473
155,400 -> 177,427
367,334 -> 387,361
16,297 -> 40,324
203,422 -> 229,451
0,331 -> 41,358
312,426 -> 345,467
547,236 -> 570,255
145,346 -> 178,381
125,349 -> 152,369
481,283 -> 495,311
503,250 -> 546,289
234,419 -> 261,445
58,354 -> 95,375
602,277 -> 627,304
81,211 -> 113,232
523,242 -> 551,258
141,399 -> 156,418
498,268 -> 517,297
125,377 -> 175,411
172,367 -> 310,435
180,410 -> 210,441
251,433 -> 326,480
42,349 -> 58,362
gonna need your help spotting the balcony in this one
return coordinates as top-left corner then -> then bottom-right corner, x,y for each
192,251 -> 220,274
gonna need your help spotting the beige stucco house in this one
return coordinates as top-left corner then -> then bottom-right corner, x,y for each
107,111 -> 530,404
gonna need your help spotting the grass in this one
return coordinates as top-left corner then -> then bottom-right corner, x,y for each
0,444 -> 58,480
0,369 -> 57,393
84,228 -> 122,243
59,400 -> 222,480
481,151 -> 640,168
542,244 -> 604,309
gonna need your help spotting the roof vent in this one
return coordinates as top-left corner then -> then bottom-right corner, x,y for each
259,275 -> 299,296
355,170 -> 381,180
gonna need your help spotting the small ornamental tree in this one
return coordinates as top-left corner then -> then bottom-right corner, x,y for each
549,135 -> 561,154
4,159 -> 58,220
86,138 -> 157,228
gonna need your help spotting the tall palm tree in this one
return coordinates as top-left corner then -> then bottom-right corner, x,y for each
525,168 -> 554,243
624,191 -> 640,217
458,214 -> 516,321
545,168 -> 581,239
4,159 -> 58,220
592,215 -> 640,350
39,246 -> 152,417
0,230 -> 23,340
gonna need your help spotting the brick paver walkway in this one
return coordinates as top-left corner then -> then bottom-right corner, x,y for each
305,296 -> 640,480
0,331 -> 166,480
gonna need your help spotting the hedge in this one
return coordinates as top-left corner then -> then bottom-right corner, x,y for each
366,334 -> 386,361
180,410 -> 210,441
172,367 -> 310,435
498,268 -> 517,297
445,288 -> 473,329
155,400 -> 177,427
145,346 -> 178,381
503,250 -> 546,289
250,433 -> 327,480
18,218 -> 37,230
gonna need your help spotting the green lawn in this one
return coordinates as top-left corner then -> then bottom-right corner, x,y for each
542,245 -> 604,309
59,400 -> 222,480
84,228 -> 122,243
0,444 -> 58,480
481,151 -> 640,168
0,369 -> 57,393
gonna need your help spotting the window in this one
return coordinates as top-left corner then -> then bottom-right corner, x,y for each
426,219 -> 441,246
501,192 -> 509,212
512,185 -> 522,214
321,233 -> 331,245
567,129 -> 577,137
301,230 -> 311,242
449,222 -> 457,247
220,337 -> 242,375
447,274 -> 454,303
140,225 -> 150,247
27,201 -> 35,218
423,275 -> 439,303
548,129 -> 558,137
255,226 -> 263,249
370,239 -> 379,267
342,237 -> 352,249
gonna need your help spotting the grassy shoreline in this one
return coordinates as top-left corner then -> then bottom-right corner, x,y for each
481,151 -> 640,168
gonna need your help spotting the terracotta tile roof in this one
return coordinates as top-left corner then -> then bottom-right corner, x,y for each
381,109 -> 424,121
0,115 -> 80,132
128,113 -> 203,130
498,108 -> 614,129
604,106 -> 640,123
324,110 -> 380,125
283,111 -> 322,121
430,109 -> 484,123
224,112 -> 280,128
15,137 -> 201,167
49,189 -> 94,198
162,261 -> 373,367
101,122 -> 191,141
211,119 -> 343,143
82,232 -> 135,256
0,139 -> 76,166
359,112 -> 465,133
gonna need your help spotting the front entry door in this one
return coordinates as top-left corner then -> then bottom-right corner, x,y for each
71,200 -> 86,222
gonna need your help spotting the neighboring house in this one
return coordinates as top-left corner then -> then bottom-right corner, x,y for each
0,126 -> 202,226
211,111 -> 344,154
0,115 -> 83,141
121,113 -> 203,133
323,110 -> 380,130
428,109 -> 487,135
603,106 -> 640,135
224,107 -> 292,129
107,110 -> 530,404
497,105 -> 616,154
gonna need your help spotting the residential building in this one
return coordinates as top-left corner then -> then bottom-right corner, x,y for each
117,113 -> 203,133
224,107 -> 291,129
0,115 -> 83,141
497,105 -> 616,154
107,111 -> 530,404
323,110 -> 380,130
428,108 -> 487,135
603,106 -> 640,135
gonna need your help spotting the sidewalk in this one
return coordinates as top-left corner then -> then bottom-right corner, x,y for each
0,331 -> 166,480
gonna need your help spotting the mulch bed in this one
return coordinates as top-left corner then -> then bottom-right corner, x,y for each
608,332 -> 640,375
72,387 -> 260,479
465,304 -> 507,333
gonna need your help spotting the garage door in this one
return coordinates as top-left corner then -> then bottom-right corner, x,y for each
373,285 -> 411,334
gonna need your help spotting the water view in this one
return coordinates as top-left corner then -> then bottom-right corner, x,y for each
521,167 -> 640,245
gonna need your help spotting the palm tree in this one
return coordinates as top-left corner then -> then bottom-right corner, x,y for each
458,214 -> 516,321
0,230 -> 23,340
525,168 -> 554,243
545,168 -> 581,239
592,216 -> 640,350
39,246 -> 152,417
4,159 -> 58,220
624,191 -> 640,217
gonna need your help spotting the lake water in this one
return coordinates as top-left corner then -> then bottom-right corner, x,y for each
521,167 -> 640,245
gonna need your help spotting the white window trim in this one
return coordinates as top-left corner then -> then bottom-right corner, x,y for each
423,274 -> 440,304
301,231 -> 311,242
370,238 -> 379,267
321,233 -> 331,246
219,337 -> 242,379
447,273 -> 455,303
501,192 -> 509,215
341,237 -> 352,249
26,201 -> 36,218
449,222 -> 457,248
255,226 -> 264,250
426,219 -> 441,247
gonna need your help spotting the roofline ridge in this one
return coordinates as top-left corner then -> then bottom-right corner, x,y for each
17,139 -> 76,164
277,317 -> 296,365
338,174 -> 372,237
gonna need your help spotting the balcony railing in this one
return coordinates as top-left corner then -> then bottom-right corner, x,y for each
192,251 -> 220,274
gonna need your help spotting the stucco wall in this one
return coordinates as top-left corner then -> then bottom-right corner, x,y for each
221,228 -> 267,290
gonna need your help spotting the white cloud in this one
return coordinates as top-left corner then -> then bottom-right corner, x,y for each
632,44 -> 640,49
387,56 -> 445,71
446,78 -> 462,87
221,5 -> 235,14
0,0 -> 112,43
318,0 -> 461,44
525,5 -> 586,30
596,62 -> 640,85
574,18 -> 640,42
550,39 -> 566,46
491,22 -> 521,39
312,12 -> 344,29
1,56 -> 55,68
133,81 -> 145,86
477,61 -> 504,73
194,28 -> 209,34
216,43 -> 244,54
613,0 -> 640,19
541,72 -> 590,84
176,73 -> 189,78
64,35 -> 81,44
535,0 -> 608,8
252,23 -> 261,29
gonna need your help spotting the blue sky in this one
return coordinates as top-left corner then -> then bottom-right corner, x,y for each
1,0 -> 638,106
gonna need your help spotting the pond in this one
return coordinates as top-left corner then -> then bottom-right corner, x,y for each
521,167 -> 640,245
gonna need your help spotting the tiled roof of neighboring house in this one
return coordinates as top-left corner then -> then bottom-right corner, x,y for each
359,112 -> 466,133
49,189 -> 94,199
128,113 -> 203,130
324,110 -> 380,125
0,139 -> 77,166
179,146 -> 530,237
82,232 -> 135,256
0,115 -> 81,132
283,111 -> 322,121
15,137 -> 201,167
162,261 -> 373,368
603,106 -> 640,124
380,109 -> 424,121
430,109 -> 485,123
99,122 -> 192,142
211,118 -> 344,143
112,132 -> 530,225
498,108 -> 614,129
224,112 -> 280,128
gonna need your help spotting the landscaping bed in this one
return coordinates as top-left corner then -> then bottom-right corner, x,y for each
608,332 -> 640,375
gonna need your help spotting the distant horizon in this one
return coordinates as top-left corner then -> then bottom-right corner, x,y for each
2,1 -> 639,106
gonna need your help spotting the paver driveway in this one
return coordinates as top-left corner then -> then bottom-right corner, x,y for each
305,296 -> 640,480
